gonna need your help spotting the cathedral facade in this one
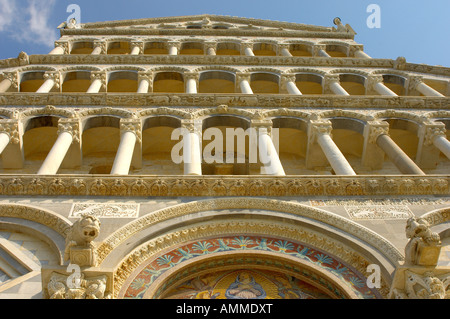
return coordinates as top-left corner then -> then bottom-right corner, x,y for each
0,14 -> 448,299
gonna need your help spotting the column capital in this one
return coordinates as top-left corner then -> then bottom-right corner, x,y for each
137,71 -> 153,83
277,43 -> 290,55
365,75 -> 384,94
280,73 -> 297,93
236,72 -> 251,82
57,118 -> 81,143
180,119 -> 202,135
312,44 -> 327,56
2,71 -> 19,89
93,40 -> 107,54
240,42 -> 253,54
90,71 -> 107,88
420,122 -> 446,146
43,71 -> 61,89
309,120 -> 333,140
365,121 -> 389,144
322,74 -> 340,94
408,76 -> 424,92
120,118 -> 142,143
0,119 -> 20,144
251,119 -> 273,135
349,44 -> 364,56
130,41 -> 144,54
168,41 -> 181,50
54,41 -> 70,54
204,41 -> 217,50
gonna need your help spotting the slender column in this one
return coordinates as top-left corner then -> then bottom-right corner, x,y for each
184,72 -> 198,94
281,74 -> 302,95
409,76 -> 445,97
354,50 -> 371,59
0,78 -> 12,93
257,126 -> 285,176
181,121 -> 202,175
168,41 -> 181,55
314,45 -> 330,57
137,72 -> 152,93
241,43 -> 255,56
91,41 -> 106,55
48,42 -> 68,55
37,131 -> 73,174
110,120 -> 142,175
376,134 -> 425,175
362,121 -> 389,170
308,121 -> 356,175
366,76 -> 397,96
324,75 -> 349,95
434,135 -> 450,160
130,41 -> 143,55
236,73 -> 253,94
278,44 -> 292,57
205,42 -> 217,56
0,72 -> 18,93
36,72 -> 60,93
87,72 -> 106,93
0,132 -> 10,155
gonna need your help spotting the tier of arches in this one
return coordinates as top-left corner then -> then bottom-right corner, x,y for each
2,66 -> 448,97
55,37 -> 363,58
0,107 -> 449,176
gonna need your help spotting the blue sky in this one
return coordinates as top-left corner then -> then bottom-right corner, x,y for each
0,0 -> 449,66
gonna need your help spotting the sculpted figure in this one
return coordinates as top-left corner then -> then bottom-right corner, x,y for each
404,217 -> 441,265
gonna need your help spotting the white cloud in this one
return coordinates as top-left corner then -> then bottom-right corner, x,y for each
0,0 -> 58,48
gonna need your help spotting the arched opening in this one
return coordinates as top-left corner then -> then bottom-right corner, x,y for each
107,41 -> 130,55
272,117 -> 309,174
61,71 -> 92,92
107,71 -> 138,92
179,42 -> 204,55
70,41 -> 94,54
295,73 -> 323,94
153,72 -> 184,93
82,116 -> 121,174
19,72 -> 46,92
139,116 -> 183,175
422,79 -> 448,96
216,42 -> 240,56
22,116 -> 59,170
201,115 -> 252,175
253,43 -> 276,56
384,118 -> 419,160
325,44 -> 348,57
289,44 -> 313,57
338,74 -> 366,95
250,73 -> 280,94
198,71 -> 235,93
382,75 -> 406,96
143,42 -> 168,55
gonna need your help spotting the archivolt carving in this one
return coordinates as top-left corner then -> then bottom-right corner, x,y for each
316,109 -> 370,122
113,220 -> 390,299
0,108 -> 17,119
138,107 -> 191,120
242,66 -> 282,75
424,111 -> 450,120
58,65 -> 102,73
262,108 -> 311,120
372,109 -> 423,124
149,66 -> 191,74
19,105 -> 77,119
78,107 -> 135,119
191,65 -> 241,74
370,69 -> 410,78
284,67 -> 328,77
96,197 -> 404,267
329,68 -> 371,77
16,65 -> 57,73
103,65 -> 147,73
0,203 -> 71,237
192,104 -> 255,120
420,207 -> 450,227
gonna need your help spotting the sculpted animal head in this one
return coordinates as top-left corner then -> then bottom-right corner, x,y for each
70,214 -> 101,245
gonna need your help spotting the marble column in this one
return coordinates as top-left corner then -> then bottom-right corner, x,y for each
205,42 -> 217,56
181,122 -> 202,175
325,75 -> 350,96
137,72 -> 152,93
241,43 -> 255,56
367,76 -> 397,96
281,74 -> 302,95
0,132 -> 10,155
0,78 -> 12,93
185,73 -> 198,94
36,73 -> 59,93
376,134 -> 425,175
236,73 -> 253,94
409,77 -> 445,97
354,50 -> 371,59
258,126 -> 285,176
168,41 -> 181,55
130,42 -> 143,55
433,135 -> 450,159
111,120 -> 141,175
0,120 -> 23,169
37,131 -> 73,174
278,44 -> 292,57
91,41 -> 105,55
48,43 -> 68,55
87,72 -> 106,93
314,45 -> 330,57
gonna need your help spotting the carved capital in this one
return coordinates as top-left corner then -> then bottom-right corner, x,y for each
57,118 -> 81,143
43,72 -> 61,88
365,75 -> 384,94
408,76 -> 424,92
312,44 -> 327,56
366,121 -> 389,144
204,41 -> 217,50
93,40 -> 107,54
180,119 -> 202,136
90,71 -> 107,88
130,41 -> 144,54
54,41 -> 70,54
120,119 -> 142,143
137,71 -> 153,85
309,120 -> 332,141
2,71 -> 19,89
0,119 -> 20,144
349,44 -> 364,56
322,75 -> 340,94
240,42 -> 253,54
421,123 -> 446,146
167,41 -> 181,50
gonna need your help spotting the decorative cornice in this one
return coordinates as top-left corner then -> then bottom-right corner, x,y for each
0,175 -> 447,197
0,93 -> 447,110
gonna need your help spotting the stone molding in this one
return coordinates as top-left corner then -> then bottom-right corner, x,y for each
0,93 -> 447,110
